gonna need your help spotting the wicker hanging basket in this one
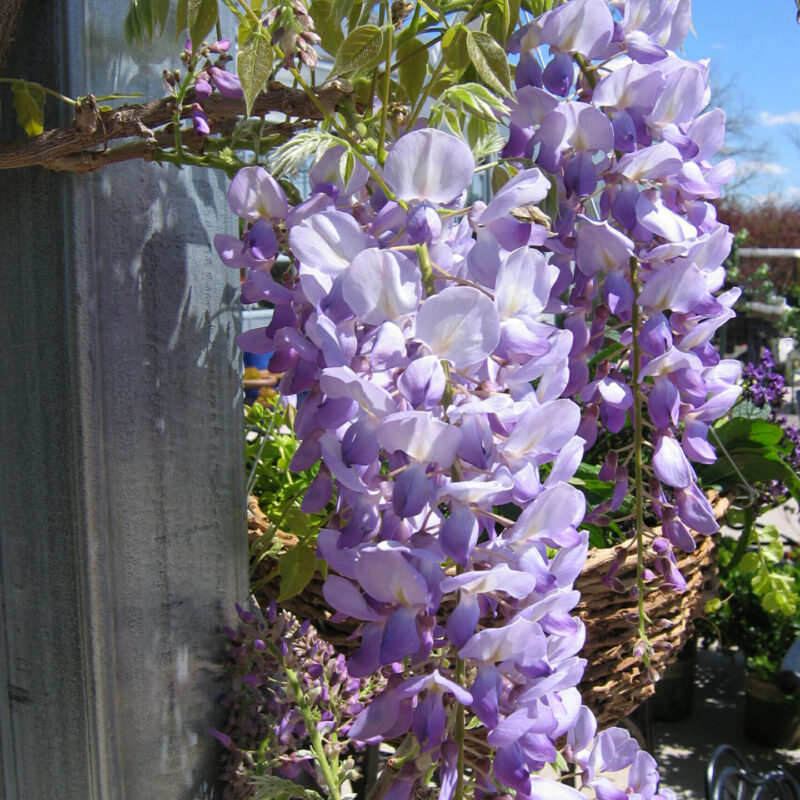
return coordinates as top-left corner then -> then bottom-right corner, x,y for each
248,494 -> 726,729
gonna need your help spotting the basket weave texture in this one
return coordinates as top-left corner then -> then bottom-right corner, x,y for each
574,531 -> 718,728
248,495 -> 724,729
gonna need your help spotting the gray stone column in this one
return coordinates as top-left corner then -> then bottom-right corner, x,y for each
0,1 -> 248,798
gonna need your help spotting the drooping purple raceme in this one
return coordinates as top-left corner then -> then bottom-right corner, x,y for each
215,0 -> 737,796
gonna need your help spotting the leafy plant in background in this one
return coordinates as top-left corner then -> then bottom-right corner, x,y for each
245,398 -> 334,604
698,348 -> 800,617
706,538 -> 800,684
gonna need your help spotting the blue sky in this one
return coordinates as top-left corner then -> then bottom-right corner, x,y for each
682,1 -> 800,204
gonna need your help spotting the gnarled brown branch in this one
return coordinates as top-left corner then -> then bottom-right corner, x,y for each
0,80 -> 352,172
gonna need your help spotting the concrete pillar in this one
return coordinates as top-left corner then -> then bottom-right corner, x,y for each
0,1 -> 247,798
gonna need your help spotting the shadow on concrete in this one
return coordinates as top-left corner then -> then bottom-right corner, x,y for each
650,649 -> 800,800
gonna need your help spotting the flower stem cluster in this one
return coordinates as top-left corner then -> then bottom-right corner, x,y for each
212,602 -> 374,799
742,349 -> 786,418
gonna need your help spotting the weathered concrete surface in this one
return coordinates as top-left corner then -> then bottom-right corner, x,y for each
0,2 -> 247,798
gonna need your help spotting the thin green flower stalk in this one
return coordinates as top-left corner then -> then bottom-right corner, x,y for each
282,662 -> 343,800
629,256 -> 652,669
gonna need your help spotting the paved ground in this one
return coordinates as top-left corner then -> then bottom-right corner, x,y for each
649,648 -> 800,800
649,435 -> 800,800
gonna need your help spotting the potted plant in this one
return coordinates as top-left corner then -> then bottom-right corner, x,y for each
706,536 -> 800,748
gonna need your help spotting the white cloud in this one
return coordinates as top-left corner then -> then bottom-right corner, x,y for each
759,110 -> 800,127
737,160 -> 789,176
751,186 -> 800,204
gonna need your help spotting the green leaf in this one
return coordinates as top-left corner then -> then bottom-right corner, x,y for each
397,37 -> 428,106
429,82 -> 509,124
188,0 -> 219,51
282,507 -> 312,538
471,131 -> 505,160
763,590 -> 796,616
705,597 -> 722,614
331,24 -> 385,76
465,30 -> 512,97
339,147 -> 355,186
486,0 -> 511,43
309,0 -> 344,55
543,173 -> 559,222
238,28 -> 274,117
442,25 -> 469,71
699,417 -> 800,502
269,130 -> 346,176
278,177 -> 304,206
124,1 -> 143,45
507,0 -> 521,39
153,0 -> 170,32
491,164 -> 511,194
176,0 -> 189,36
12,81 -> 45,137
714,417 -> 785,448
278,543 -> 318,602
248,774 -> 326,800
138,0 -> 155,37
739,552 -> 760,575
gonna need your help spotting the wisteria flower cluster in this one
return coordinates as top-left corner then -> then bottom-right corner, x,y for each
213,602 -> 375,799
214,0 -> 741,797
742,348 -> 786,417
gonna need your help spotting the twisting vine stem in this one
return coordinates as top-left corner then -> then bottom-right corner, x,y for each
629,256 -> 652,668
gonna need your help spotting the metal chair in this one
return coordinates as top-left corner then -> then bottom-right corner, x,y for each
706,745 -> 800,800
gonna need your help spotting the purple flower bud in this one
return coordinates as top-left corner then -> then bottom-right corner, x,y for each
208,727 -> 234,749
516,50 -> 543,89
392,462 -> 430,518
194,78 -> 212,100
563,152 -> 597,197
652,536 -> 670,554
501,123 -> 532,159
244,219 -> 278,261
543,51 -> 575,96
306,663 -> 323,680
209,66 -> 244,98
440,505 -> 479,566
662,508 -> 697,552
612,110 -> 636,152
598,450 -> 618,482
191,104 -> 210,137
210,38 -> 232,52
311,181 -> 339,202
341,418 -> 379,466
406,201 -> 442,245
235,603 -> 257,624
